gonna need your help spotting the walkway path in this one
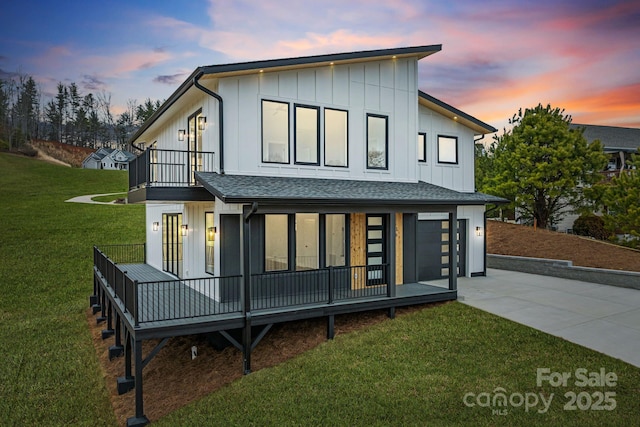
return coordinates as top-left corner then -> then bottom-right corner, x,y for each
65,193 -> 125,204
454,269 -> 640,368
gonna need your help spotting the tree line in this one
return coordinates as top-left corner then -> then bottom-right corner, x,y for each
0,72 -> 161,151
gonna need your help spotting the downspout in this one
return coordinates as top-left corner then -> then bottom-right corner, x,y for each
483,204 -> 501,276
193,71 -> 225,174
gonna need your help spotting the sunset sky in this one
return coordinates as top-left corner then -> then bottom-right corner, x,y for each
1,0 -> 638,132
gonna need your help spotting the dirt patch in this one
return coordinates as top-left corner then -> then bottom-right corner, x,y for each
87,304 -> 437,424
487,220 -> 640,272
30,139 -> 95,167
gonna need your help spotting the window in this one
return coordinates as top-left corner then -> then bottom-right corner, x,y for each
324,108 -> 348,167
418,133 -> 426,162
295,214 -> 319,270
294,105 -> 319,165
437,135 -> 458,164
205,212 -> 214,274
367,114 -> 388,169
326,214 -> 346,266
262,100 -> 289,163
265,214 -> 288,271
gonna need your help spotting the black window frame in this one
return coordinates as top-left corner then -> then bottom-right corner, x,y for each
294,103 -> 320,166
261,213 -> 350,273
437,134 -> 459,165
261,99 -> 290,165
366,113 -> 389,170
323,107 -> 349,168
418,132 -> 427,163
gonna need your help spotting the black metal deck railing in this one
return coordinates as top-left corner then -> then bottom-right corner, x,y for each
94,245 -> 392,325
128,148 -> 216,189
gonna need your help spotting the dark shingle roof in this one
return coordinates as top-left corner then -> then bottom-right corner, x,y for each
570,124 -> 640,152
195,172 -> 506,206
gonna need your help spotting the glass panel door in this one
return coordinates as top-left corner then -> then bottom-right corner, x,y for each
162,213 -> 183,277
366,215 -> 386,285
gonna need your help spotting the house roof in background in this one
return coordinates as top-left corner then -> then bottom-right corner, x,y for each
195,172 -> 507,207
418,91 -> 497,135
570,124 -> 640,152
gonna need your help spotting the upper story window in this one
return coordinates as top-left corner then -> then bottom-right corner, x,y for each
367,114 -> 388,170
294,104 -> 319,165
437,135 -> 458,165
262,100 -> 289,164
324,108 -> 348,167
418,133 -> 426,163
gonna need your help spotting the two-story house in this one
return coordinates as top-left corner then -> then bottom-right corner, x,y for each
91,45 -> 504,426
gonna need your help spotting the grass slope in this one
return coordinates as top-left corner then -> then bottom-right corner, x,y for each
0,153 -> 638,426
0,154 -> 144,425
157,302 -> 640,426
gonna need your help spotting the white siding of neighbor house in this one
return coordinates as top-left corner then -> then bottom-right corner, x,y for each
417,105 -> 476,192
418,205 -> 486,277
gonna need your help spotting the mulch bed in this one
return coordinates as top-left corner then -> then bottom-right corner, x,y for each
87,303 -> 436,424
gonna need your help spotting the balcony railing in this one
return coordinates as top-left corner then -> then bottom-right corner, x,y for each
129,148 -> 216,189
94,245 -> 392,325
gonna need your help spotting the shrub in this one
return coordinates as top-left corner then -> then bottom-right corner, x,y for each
573,214 -> 610,240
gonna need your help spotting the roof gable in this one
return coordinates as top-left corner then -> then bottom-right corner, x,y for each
419,91 -> 496,135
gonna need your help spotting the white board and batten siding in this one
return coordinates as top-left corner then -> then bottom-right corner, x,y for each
417,105 -> 476,193
218,58 -> 419,182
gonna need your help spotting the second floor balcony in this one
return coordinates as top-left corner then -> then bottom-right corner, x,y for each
128,148 -> 216,203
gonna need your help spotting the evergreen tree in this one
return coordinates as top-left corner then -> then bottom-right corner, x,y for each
481,104 -> 607,229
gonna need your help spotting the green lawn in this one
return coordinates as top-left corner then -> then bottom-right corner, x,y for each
0,152 -> 638,426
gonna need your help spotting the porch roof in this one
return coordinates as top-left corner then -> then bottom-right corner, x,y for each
195,172 -> 507,207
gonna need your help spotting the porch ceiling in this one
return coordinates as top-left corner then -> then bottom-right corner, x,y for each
195,172 -> 507,207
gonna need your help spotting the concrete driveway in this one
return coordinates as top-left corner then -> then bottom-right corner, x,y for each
455,269 -> 640,368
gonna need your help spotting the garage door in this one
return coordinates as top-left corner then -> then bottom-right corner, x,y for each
416,219 -> 466,281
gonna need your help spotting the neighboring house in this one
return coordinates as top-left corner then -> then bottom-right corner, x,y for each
82,147 -> 136,170
90,45 -> 504,426
555,124 -> 640,232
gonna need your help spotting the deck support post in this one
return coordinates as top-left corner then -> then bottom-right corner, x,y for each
126,339 -> 149,427
241,203 -> 257,375
327,315 -> 335,339
242,314 -> 252,374
388,307 -> 396,319
109,314 -> 124,359
102,300 -> 115,339
118,331 -> 135,395
448,210 -> 458,291
96,287 -> 107,323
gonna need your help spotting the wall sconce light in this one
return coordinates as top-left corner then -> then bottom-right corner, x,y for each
152,222 -> 159,232
475,226 -> 483,237
207,226 -> 216,241
181,224 -> 188,236
178,129 -> 186,141
198,116 -> 206,130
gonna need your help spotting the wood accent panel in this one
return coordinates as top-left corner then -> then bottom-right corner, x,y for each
350,213 -> 366,289
395,212 -> 403,285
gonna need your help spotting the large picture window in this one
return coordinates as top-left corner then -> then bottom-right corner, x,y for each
295,105 -> 319,165
295,214 -> 319,270
437,135 -> 458,164
326,214 -> 346,267
262,100 -> 289,164
265,214 -> 289,271
367,114 -> 388,169
418,133 -> 426,162
324,108 -> 348,167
